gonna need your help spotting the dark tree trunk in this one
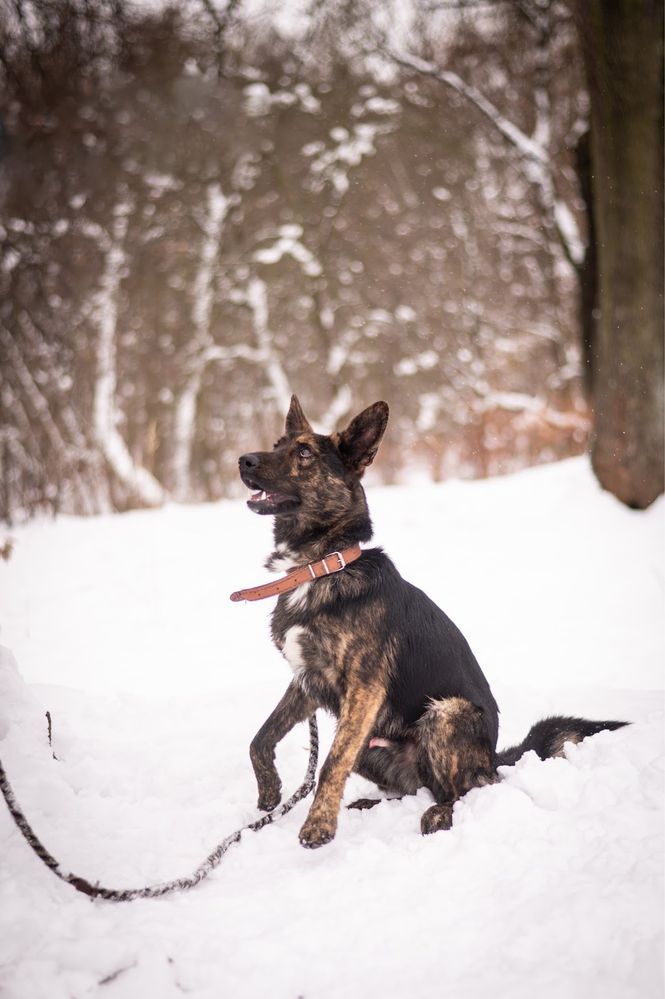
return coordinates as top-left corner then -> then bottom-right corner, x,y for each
575,0 -> 664,508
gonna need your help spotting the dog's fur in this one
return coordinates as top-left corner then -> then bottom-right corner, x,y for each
239,397 -> 626,848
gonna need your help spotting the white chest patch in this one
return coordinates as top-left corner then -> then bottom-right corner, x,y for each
285,582 -> 312,612
268,544 -> 298,574
282,626 -> 307,672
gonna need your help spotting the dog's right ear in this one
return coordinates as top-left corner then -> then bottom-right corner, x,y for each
285,395 -> 313,435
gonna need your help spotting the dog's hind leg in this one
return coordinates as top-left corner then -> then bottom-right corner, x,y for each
416,697 -> 497,834
355,742 -> 420,791
346,753 -> 408,812
349,740 -> 421,810
250,681 -> 318,811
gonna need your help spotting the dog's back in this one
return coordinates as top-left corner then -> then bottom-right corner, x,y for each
375,557 -> 499,740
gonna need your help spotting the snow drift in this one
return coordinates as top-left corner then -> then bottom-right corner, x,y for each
0,457 -> 663,999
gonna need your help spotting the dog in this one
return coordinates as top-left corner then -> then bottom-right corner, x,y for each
237,396 -> 625,848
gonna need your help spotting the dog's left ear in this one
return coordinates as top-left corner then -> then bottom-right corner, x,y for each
285,395 -> 313,435
335,402 -> 389,475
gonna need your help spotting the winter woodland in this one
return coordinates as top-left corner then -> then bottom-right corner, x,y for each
0,0 -> 596,520
1,5 -> 663,995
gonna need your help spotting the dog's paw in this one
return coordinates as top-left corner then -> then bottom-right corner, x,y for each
256,781 -> 282,812
420,802 -> 454,834
257,774 -> 282,812
298,817 -> 336,849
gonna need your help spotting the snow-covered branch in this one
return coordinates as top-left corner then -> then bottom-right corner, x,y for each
249,228 -> 352,429
474,390 -> 588,430
318,385 -> 354,434
304,122 -> 396,197
254,224 -> 322,276
243,277 -> 292,413
387,47 -> 585,268
0,324 -> 104,515
0,327 -> 70,457
389,50 -> 547,164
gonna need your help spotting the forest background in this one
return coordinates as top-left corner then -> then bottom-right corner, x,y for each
0,0 -> 662,522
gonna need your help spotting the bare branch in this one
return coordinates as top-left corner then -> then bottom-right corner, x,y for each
198,0 -> 242,77
385,46 -> 584,268
388,48 -> 548,164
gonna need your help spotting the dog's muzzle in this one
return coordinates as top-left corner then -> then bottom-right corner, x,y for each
238,453 -> 300,516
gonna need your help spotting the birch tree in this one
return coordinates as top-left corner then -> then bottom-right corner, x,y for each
87,203 -> 165,508
171,184 -> 230,499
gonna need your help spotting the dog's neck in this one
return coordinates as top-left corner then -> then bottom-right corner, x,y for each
267,508 -> 373,572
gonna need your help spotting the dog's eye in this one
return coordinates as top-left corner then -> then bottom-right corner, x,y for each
298,445 -> 313,459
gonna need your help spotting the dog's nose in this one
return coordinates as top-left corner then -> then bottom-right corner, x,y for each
239,453 -> 261,472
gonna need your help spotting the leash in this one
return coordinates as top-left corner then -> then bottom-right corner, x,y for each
0,714 -> 319,901
3,541 -> 361,896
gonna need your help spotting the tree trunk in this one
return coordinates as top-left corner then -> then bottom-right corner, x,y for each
92,203 -> 165,509
171,184 -> 229,500
575,0 -> 664,508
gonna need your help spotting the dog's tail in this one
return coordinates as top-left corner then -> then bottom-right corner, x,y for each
496,716 -> 628,768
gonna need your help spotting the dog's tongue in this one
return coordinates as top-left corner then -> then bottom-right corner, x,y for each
251,490 -> 265,502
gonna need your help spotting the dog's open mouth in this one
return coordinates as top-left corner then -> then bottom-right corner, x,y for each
246,486 -> 300,516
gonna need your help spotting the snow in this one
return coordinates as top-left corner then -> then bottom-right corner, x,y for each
0,457 -> 663,999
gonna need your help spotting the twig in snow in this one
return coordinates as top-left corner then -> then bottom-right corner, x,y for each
99,961 -> 138,986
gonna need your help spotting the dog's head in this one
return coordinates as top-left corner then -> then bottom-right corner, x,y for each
238,396 -> 389,522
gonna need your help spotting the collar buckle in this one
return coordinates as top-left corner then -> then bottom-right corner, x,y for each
321,550 -> 346,574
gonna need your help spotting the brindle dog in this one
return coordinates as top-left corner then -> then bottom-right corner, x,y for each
239,397 -> 625,849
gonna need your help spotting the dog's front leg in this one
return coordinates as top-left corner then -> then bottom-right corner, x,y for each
299,683 -> 384,848
250,680 -> 317,811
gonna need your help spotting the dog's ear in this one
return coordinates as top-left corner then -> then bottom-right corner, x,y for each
285,395 -> 313,435
335,402 -> 389,475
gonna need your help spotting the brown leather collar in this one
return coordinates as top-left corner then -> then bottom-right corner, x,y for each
229,543 -> 362,603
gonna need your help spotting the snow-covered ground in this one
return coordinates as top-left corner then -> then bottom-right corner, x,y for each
0,456 -> 663,999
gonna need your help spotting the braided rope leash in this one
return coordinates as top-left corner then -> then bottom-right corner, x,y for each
0,714 -> 319,901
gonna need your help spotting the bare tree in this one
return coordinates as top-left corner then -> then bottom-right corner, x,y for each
86,204 -> 166,507
0,0 -> 597,521
376,0 -> 662,507
171,183 -> 230,499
